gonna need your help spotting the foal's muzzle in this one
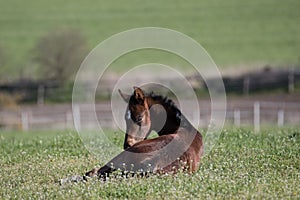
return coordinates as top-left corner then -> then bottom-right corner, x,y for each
123,134 -> 143,149
123,142 -> 131,149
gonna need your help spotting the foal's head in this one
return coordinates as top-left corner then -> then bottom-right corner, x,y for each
119,87 -> 151,149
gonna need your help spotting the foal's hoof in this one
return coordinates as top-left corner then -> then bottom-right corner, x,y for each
59,175 -> 85,185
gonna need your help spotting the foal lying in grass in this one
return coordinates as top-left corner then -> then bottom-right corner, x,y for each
61,87 -> 203,184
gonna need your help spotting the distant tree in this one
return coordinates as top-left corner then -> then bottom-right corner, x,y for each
34,28 -> 88,84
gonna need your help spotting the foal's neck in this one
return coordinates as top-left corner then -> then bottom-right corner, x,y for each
146,95 -> 182,135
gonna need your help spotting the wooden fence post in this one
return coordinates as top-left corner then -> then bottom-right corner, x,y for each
277,109 -> 284,127
65,111 -> 73,130
234,109 -> 240,127
73,105 -> 81,131
21,112 -> 29,131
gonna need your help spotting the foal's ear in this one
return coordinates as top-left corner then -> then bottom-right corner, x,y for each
133,86 -> 145,103
118,89 -> 130,103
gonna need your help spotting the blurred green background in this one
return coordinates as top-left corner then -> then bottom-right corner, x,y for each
0,0 -> 300,80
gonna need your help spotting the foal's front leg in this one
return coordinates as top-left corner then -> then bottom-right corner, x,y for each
60,166 -> 108,185
84,165 -> 114,181
84,167 -> 100,179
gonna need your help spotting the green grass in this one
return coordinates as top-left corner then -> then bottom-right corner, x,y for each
0,128 -> 299,199
0,0 -> 300,79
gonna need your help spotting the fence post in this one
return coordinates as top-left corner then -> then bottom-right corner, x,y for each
277,109 -> 284,127
21,112 -> 29,131
65,111 -> 73,130
234,109 -> 240,127
73,105 -> 81,131
254,102 -> 260,133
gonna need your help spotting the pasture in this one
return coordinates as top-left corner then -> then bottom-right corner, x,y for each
1,0 -> 300,78
1,128 -> 299,199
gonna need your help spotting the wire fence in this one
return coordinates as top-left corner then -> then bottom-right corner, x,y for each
1,100 -> 299,132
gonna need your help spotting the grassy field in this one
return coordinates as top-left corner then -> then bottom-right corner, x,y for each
0,128 -> 299,199
0,0 -> 300,78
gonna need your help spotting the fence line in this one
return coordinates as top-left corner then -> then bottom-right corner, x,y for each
1,100 -> 300,131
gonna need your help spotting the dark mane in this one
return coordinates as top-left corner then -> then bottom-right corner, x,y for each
147,92 -> 180,113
